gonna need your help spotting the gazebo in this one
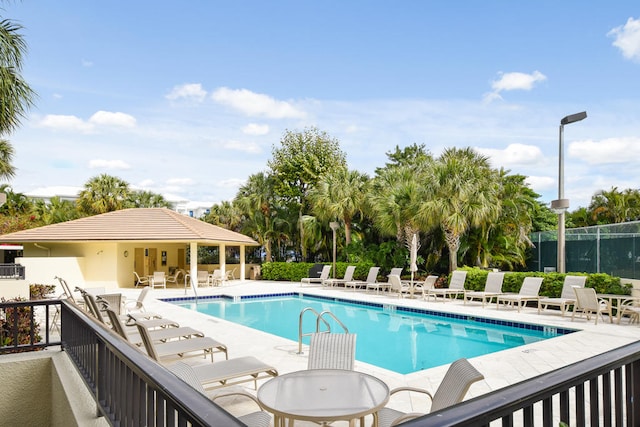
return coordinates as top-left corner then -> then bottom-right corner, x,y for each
0,208 -> 259,291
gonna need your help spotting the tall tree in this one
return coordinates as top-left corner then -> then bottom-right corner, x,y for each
0,17 -> 36,180
235,172 -> 279,262
32,196 -> 81,224
309,168 -> 369,246
588,187 -> 640,224
417,147 -> 501,272
129,190 -> 171,208
203,200 -> 242,232
268,127 -> 346,260
76,174 -> 131,215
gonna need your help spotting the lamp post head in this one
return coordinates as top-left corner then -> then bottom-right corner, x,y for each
561,111 -> 587,125
550,198 -> 570,214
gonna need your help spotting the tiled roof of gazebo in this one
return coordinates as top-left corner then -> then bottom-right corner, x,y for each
0,208 -> 258,244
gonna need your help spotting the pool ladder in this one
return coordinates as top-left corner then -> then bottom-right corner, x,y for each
297,307 -> 349,354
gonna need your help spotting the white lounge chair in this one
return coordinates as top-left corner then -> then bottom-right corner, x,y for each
496,277 -> 543,312
301,265 -> 331,286
538,275 -> 586,317
377,358 -> 484,427
345,266 -> 380,291
307,332 -> 356,370
136,323 -> 228,362
323,265 -> 356,288
105,307 -> 219,351
425,270 -> 467,302
571,287 -> 612,325
82,290 -> 178,329
183,356 -> 279,390
463,272 -> 505,307
387,274 -> 410,298
167,362 -> 272,427
416,275 -> 439,300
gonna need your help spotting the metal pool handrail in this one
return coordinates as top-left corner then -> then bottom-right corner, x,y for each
298,307 -> 349,354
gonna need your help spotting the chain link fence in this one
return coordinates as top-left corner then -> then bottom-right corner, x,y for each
529,221 -> 640,279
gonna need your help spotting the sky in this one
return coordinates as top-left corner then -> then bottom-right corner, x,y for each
3,1 -> 640,210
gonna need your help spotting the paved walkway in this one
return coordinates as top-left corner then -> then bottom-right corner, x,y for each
123,280 -> 639,425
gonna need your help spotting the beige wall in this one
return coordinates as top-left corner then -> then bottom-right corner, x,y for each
15,241 -> 251,290
0,351 -> 108,427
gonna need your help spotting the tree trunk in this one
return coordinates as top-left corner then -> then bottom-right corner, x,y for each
444,228 -> 460,272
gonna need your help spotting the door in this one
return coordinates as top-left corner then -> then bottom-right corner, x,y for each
148,248 -> 158,273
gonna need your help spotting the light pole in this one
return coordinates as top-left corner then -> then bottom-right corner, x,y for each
551,111 -> 587,273
329,222 -> 339,279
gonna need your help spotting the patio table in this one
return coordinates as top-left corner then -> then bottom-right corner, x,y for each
596,294 -> 640,324
257,368 -> 389,427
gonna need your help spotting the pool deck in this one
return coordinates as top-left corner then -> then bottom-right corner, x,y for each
126,280 -> 639,423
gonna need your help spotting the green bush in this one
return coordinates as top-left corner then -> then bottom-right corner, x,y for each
29,284 -> 56,300
261,261 -> 375,282
0,297 -> 42,352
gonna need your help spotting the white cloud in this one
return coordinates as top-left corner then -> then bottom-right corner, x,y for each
491,71 -> 547,92
525,175 -> 555,192
166,178 -> 194,185
217,178 -> 245,188
39,114 -> 93,132
569,137 -> 640,164
89,159 -> 131,170
608,17 -> 640,62
477,143 -> 545,167
166,83 -> 207,102
211,87 -> 306,119
81,59 -> 93,67
137,179 -> 155,187
242,123 -> 270,135
89,111 -> 137,128
223,140 -> 262,154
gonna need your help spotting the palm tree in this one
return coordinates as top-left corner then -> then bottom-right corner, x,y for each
32,196 -> 81,224
417,147 -> 501,272
76,174 -> 131,215
129,190 -> 171,208
203,201 -> 242,232
235,172 -> 279,261
369,165 -> 424,243
589,187 -> 640,224
0,18 -> 36,180
309,168 -> 369,246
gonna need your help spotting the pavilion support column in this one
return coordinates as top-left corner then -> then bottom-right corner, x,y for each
190,242 -> 198,289
219,243 -> 226,278
240,245 -> 246,281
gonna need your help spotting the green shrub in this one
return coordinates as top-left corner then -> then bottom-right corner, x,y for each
0,297 -> 42,352
29,284 -> 56,300
261,261 -> 375,282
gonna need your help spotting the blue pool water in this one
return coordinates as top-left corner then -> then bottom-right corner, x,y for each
169,293 -> 575,374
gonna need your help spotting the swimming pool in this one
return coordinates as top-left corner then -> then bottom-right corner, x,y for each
169,293 -> 575,374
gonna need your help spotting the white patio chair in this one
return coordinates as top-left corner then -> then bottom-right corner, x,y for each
134,271 -> 149,287
571,287 -> 612,325
150,271 -> 166,289
307,332 -> 357,370
377,358 -> 484,427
